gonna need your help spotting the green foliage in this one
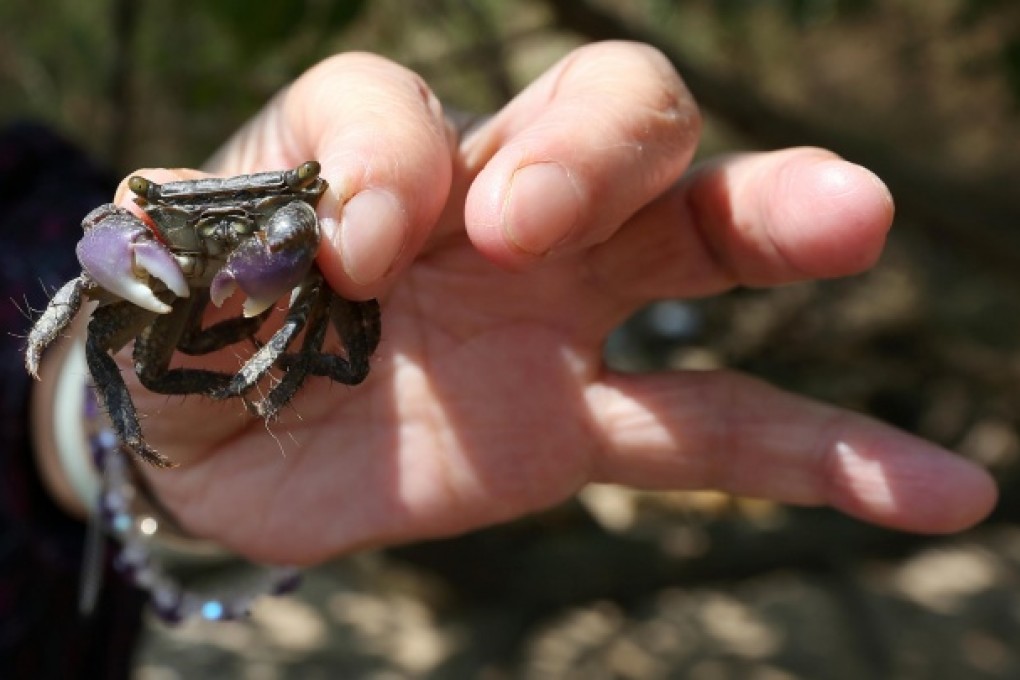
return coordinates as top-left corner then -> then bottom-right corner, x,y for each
783,0 -> 874,26
955,0 -> 1012,25
201,0 -> 368,57
706,0 -> 874,27
1003,37 -> 1020,110
1,0 -> 1018,171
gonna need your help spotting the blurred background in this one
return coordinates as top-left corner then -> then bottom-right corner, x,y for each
5,0 -> 1020,677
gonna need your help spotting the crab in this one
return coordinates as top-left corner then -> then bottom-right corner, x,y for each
25,161 -> 381,469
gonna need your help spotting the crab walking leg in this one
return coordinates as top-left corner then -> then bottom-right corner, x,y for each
175,290 -> 274,356
85,302 -> 176,469
25,275 -> 91,378
277,296 -> 381,384
211,273 -> 324,400
86,335 -> 175,468
132,297 -> 239,395
252,281 -> 332,420
326,296 -> 381,381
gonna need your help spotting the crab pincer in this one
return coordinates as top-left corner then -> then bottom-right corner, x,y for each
76,204 -> 189,313
209,201 -> 320,317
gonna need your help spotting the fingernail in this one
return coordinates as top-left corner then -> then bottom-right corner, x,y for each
336,188 -> 408,285
502,162 -> 581,256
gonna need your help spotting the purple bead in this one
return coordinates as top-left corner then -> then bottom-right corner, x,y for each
83,386 -> 101,419
152,592 -> 185,624
113,542 -> 149,575
112,553 -> 136,579
272,570 -> 303,595
90,430 -> 119,468
228,601 -> 254,620
89,440 -> 106,468
101,490 -> 126,512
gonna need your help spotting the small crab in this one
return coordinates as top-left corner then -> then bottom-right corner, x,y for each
26,161 -> 381,469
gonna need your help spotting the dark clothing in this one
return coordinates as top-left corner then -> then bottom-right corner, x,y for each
0,122 -> 144,679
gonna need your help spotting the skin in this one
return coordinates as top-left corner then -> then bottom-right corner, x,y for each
37,42 -> 997,565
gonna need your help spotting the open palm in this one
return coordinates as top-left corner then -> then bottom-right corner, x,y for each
123,45 -> 995,565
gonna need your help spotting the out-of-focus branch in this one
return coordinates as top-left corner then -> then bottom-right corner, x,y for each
106,0 -> 139,169
544,0 -> 1020,284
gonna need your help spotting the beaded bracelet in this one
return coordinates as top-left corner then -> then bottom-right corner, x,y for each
62,340 -> 301,623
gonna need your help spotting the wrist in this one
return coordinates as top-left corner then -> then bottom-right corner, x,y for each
29,316 -> 302,622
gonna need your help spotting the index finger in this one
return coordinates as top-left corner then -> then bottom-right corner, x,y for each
461,41 -> 701,269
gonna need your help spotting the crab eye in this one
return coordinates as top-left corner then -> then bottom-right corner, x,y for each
128,176 -> 151,197
287,161 -> 320,189
231,220 -> 256,236
297,161 -> 319,180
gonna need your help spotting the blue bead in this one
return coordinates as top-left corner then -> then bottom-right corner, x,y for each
112,513 -> 132,533
153,601 -> 185,625
201,600 -> 225,620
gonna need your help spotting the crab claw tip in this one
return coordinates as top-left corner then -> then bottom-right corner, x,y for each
209,272 -> 236,308
242,296 -> 276,318
114,280 -> 173,314
132,240 -> 189,299
209,269 -> 275,317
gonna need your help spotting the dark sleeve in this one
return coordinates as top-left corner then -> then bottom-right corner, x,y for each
0,122 -> 145,680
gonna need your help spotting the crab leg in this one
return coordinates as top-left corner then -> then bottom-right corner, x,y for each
211,273 -> 324,400
324,296 -> 381,381
132,297 -> 241,396
25,275 -> 92,378
251,280 -> 332,420
275,296 -> 381,383
254,295 -> 380,420
85,302 -> 176,469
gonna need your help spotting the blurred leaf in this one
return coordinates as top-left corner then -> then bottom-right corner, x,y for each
203,0 -> 368,56
714,0 -> 755,24
706,0 -> 874,30
1003,36 -> 1020,109
956,0 -> 1012,27
784,0 -> 874,28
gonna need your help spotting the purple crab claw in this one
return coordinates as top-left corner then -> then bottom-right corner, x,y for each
210,201 -> 320,317
76,205 -> 189,314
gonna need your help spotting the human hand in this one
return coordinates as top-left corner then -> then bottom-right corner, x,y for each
113,43 -> 995,564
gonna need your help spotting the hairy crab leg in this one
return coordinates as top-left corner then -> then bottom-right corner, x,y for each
25,274 -> 92,378
276,296 -> 381,384
211,273 -> 324,400
251,280 -> 333,420
327,296 -> 381,379
132,297 -> 240,395
86,302 -> 176,469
